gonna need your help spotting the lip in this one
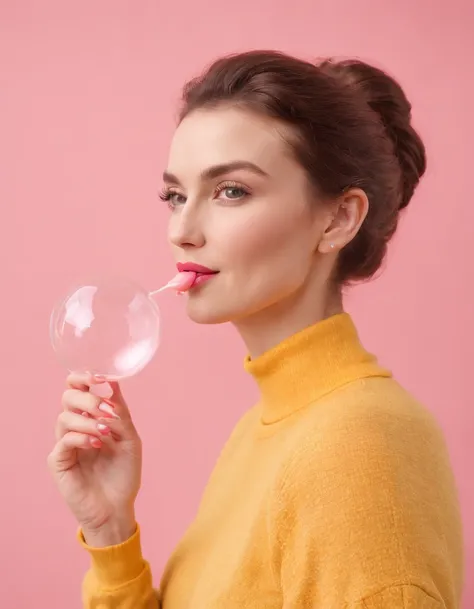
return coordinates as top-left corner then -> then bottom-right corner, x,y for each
177,262 -> 218,275
193,273 -> 217,288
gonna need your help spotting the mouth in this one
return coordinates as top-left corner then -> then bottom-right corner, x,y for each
176,262 -> 219,290
177,262 -> 218,275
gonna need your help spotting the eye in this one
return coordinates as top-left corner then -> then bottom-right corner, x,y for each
159,188 -> 186,209
215,181 -> 250,201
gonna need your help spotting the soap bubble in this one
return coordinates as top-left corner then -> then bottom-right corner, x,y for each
50,276 -> 161,379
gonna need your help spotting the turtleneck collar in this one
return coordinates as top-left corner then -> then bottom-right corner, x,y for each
244,313 -> 391,424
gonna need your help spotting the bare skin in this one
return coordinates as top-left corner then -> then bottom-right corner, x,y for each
48,106 -> 368,546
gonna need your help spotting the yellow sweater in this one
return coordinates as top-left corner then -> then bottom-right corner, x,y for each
80,313 -> 464,608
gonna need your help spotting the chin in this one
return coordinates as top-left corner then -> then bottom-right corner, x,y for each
185,287 -> 281,326
185,299 -> 231,325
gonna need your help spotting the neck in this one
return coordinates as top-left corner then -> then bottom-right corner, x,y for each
243,312 -> 392,424
234,281 -> 343,359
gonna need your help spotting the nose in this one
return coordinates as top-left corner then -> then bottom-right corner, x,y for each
168,204 -> 206,250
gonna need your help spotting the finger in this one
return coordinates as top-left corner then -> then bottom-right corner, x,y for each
91,376 -> 131,421
55,411 -> 111,441
64,376 -> 129,421
66,372 -> 93,391
62,388 -> 102,417
59,431 -> 102,452
61,388 -> 122,425
56,410 -> 136,444
48,432 -> 102,472
106,380 -> 132,421
94,414 -> 138,442
66,372 -> 114,397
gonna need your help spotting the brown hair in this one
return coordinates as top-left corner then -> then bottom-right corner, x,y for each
179,50 -> 426,283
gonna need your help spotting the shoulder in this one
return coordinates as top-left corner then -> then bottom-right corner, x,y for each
289,376 -> 448,472
274,379 -> 463,605
279,376 -> 459,527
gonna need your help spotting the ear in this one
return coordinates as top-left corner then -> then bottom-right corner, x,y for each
317,188 -> 369,254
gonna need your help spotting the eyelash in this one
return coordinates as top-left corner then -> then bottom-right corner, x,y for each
159,181 -> 250,210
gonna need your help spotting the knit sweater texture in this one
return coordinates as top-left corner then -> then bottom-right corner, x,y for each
80,313 -> 464,608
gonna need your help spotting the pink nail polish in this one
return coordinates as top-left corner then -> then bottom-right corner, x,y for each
98,402 -> 120,419
97,423 -> 111,435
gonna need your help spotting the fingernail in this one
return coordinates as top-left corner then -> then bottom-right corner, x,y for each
98,402 -> 120,419
90,437 -> 102,448
91,383 -> 113,399
97,423 -> 111,435
93,373 -> 108,381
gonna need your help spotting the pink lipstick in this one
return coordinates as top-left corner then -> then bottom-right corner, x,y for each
176,262 -> 217,275
176,262 -> 219,290
153,263 -> 218,296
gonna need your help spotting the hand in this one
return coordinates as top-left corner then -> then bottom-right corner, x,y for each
48,373 -> 142,547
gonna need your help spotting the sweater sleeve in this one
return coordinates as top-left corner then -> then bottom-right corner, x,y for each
270,406 -> 462,608
78,524 -> 160,608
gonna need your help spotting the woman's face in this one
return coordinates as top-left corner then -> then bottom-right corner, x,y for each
163,106 -> 331,325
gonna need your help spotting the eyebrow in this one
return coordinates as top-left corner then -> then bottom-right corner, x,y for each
162,161 -> 269,185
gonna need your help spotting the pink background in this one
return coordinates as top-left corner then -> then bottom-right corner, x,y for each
0,1 -> 472,606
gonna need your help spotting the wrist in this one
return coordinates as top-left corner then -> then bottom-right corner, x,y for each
82,514 -> 137,548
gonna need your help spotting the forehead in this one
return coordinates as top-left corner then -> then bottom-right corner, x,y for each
166,106 -> 294,177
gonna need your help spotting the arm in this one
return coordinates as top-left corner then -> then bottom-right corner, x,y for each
271,404 -> 462,608
79,524 -> 160,608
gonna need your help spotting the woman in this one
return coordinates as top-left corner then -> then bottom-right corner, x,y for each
48,50 -> 464,608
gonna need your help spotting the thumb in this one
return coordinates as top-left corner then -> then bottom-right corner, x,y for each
108,380 -> 131,419
90,376 -> 132,421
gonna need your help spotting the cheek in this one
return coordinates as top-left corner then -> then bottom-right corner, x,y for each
227,215 -> 280,261
228,207 -> 315,284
